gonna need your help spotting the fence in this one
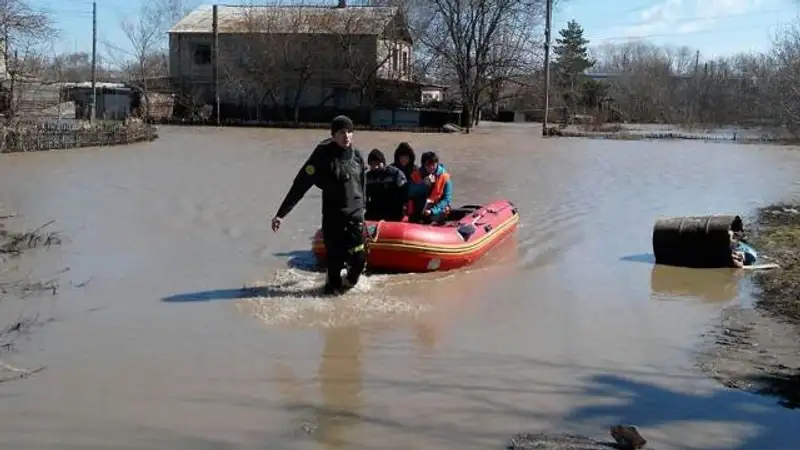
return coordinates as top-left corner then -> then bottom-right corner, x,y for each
147,117 -> 448,133
152,103 -> 462,132
0,123 -> 159,153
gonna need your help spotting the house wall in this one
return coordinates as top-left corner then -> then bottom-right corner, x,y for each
376,39 -> 412,81
100,92 -> 133,120
421,88 -> 443,103
170,32 -> 391,109
69,88 -> 133,120
0,40 -> 8,80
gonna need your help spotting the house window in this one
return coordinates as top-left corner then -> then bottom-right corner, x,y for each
402,51 -> 408,75
333,87 -> 348,109
392,47 -> 398,73
193,44 -> 211,65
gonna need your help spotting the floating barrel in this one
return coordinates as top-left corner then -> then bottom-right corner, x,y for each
652,215 -> 743,268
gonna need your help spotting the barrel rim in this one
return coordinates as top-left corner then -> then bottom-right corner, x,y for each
652,214 -> 745,232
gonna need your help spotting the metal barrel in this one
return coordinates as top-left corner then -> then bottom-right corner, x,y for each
652,215 -> 744,268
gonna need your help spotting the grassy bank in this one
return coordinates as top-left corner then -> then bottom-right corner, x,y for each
552,128 -> 795,144
750,203 -> 800,323
697,201 -> 800,409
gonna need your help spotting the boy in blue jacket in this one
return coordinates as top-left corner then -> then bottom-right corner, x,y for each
408,151 -> 452,224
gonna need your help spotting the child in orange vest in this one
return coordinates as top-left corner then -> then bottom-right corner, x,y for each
408,151 -> 452,224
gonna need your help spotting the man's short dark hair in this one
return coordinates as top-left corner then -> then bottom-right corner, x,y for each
368,148 -> 386,164
420,151 -> 439,166
331,115 -> 354,135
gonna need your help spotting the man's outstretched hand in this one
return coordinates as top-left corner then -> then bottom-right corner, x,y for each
271,216 -> 282,232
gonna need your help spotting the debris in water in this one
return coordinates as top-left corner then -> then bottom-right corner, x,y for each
609,425 -> 647,449
1,217 -> 64,383
293,420 -> 318,436
0,219 -> 61,254
0,315 -> 47,383
506,432 -> 614,449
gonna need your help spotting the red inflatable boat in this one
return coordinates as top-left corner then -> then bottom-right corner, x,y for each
311,200 -> 519,273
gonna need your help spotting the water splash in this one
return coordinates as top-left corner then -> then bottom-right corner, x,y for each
237,267 -> 433,328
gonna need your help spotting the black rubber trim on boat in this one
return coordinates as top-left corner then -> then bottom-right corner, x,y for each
457,224 -> 477,242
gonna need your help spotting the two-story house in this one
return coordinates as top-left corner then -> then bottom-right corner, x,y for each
168,2 -> 422,115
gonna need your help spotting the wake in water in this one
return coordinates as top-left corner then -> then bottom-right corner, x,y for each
237,267 -> 434,328
241,237 -> 522,328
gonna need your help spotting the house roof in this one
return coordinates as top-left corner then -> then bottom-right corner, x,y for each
169,4 -> 401,35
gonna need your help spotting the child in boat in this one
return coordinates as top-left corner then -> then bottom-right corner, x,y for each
391,142 -> 417,180
365,149 -> 408,222
408,151 -> 452,224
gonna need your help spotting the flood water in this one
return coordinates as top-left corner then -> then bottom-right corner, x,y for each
1,123 -> 800,449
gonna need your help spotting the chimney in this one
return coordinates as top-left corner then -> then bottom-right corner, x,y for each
337,0 -> 346,8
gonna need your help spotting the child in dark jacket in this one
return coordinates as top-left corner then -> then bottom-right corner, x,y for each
365,149 -> 408,222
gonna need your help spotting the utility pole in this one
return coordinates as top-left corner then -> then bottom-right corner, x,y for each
692,49 -> 699,123
91,1 -> 97,123
212,4 -> 220,126
541,0 -> 553,136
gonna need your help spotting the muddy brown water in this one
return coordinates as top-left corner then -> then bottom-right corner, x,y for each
1,123 -> 800,449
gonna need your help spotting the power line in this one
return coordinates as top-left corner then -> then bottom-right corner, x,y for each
91,1 -> 97,122
588,7 -> 794,30
613,1 -> 662,15
554,0 -> 658,23
590,19 -> 790,43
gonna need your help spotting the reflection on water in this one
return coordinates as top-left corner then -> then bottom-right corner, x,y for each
316,326 -> 363,450
0,124 -> 799,449
650,264 -> 744,303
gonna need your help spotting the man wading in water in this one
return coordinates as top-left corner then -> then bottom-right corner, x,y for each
271,116 -> 368,296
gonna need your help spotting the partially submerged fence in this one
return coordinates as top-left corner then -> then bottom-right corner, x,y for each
0,122 -> 158,153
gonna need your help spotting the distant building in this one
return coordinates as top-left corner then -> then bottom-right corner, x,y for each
421,86 -> 445,103
168,2 -> 440,113
61,82 -> 134,120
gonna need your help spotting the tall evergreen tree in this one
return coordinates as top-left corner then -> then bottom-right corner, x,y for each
553,20 -> 595,112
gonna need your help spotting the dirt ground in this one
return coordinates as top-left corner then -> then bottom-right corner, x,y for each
697,203 -> 800,409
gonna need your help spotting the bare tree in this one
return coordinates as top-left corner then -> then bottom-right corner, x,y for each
587,38 -> 790,130
0,0 -> 56,122
409,0 -> 544,130
771,21 -> 800,134
45,52 -> 116,82
120,5 -> 162,117
226,3 -> 408,120
227,6 -> 286,120
590,41 -> 697,124
104,0 -> 189,118
1,47 -> 57,122
327,7 -> 411,107
231,4 -> 332,122
0,0 -> 55,72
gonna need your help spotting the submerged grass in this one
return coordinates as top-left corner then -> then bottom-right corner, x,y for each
0,213 -> 62,382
